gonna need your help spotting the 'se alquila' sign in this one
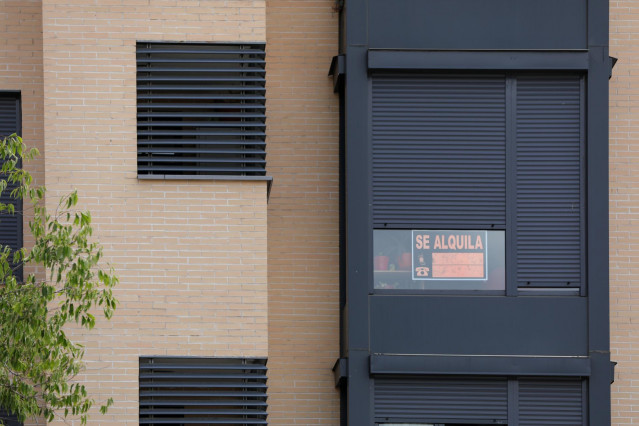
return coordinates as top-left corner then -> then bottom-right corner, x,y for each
412,230 -> 488,281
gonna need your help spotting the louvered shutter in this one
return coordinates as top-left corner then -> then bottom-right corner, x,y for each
518,378 -> 584,425
515,75 -> 583,290
374,377 -> 508,423
137,43 -> 266,177
0,408 -> 22,426
0,93 -> 22,282
139,357 -> 268,425
371,74 -> 507,228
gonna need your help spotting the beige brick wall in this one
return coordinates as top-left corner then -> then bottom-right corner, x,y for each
610,1 -> 639,425
40,1 -> 268,425
265,1 -> 341,424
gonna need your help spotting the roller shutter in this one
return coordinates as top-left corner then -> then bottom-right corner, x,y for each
374,376 -> 508,423
518,378 -> 585,425
371,74 -> 507,229
515,75 -> 584,290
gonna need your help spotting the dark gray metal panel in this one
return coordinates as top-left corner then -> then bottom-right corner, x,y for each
136,42 -> 267,177
518,378 -> 584,425
138,357 -> 267,425
515,74 -> 583,289
370,355 -> 591,377
371,74 -> 506,228
344,28 -> 373,425
370,296 -> 588,356
587,44 -> 611,425
368,50 -> 590,71
0,93 -> 22,283
368,0 -> 587,50
374,376 -> 508,423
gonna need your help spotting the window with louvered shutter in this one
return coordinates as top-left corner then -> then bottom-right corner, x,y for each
137,42 -> 266,178
139,357 -> 268,426
0,93 -> 22,283
0,408 -> 22,426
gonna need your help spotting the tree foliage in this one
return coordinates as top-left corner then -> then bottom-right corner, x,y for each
0,135 -> 118,425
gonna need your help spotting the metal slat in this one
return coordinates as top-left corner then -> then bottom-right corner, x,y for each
137,48 -> 265,55
140,401 -> 267,407
139,409 -> 266,416
137,112 -> 265,118
138,130 -> 266,137
136,85 -> 265,91
138,166 -> 266,174
137,67 -> 266,74
137,58 -> 265,64
140,369 -> 266,380
138,77 -> 266,83
137,121 -> 266,128
138,148 -> 265,156
137,94 -> 265,100
139,420 -> 267,425
137,140 -> 265,146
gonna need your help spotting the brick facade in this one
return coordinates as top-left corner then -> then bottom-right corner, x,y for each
265,1 -> 340,424
0,0 -> 637,425
40,1 -> 268,425
610,1 -> 639,424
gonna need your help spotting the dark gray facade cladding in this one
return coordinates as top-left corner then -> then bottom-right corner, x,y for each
334,0 -> 612,424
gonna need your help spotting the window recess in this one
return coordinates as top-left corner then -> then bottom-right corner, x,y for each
136,42 -> 267,178
371,73 -> 584,293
